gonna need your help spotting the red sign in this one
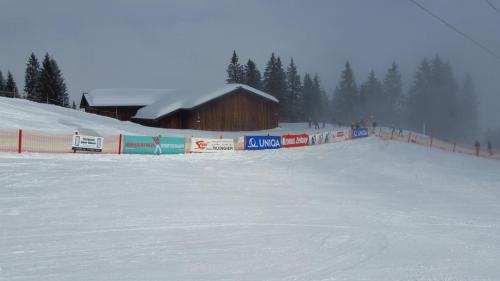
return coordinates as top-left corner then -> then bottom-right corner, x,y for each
282,134 -> 309,148
336,131 -> 344,137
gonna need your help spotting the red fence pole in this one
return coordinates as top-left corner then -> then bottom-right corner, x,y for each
118,134 -> 123,155
18,129 -> 22,153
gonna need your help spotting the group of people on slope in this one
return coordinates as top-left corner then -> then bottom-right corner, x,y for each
474,140 -> 494,157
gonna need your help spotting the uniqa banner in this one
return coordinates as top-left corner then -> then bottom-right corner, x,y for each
190,137 -> 234,153
244,136 -> 281,150
72,134 -> 103,152
122,135 -> 185,154
281,134 -> 309,148
352,128 -> 369,139
309,132 -> 330,145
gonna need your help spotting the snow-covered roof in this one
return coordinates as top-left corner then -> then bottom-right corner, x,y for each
83,89 -> 175,107
133,84 -> 279,120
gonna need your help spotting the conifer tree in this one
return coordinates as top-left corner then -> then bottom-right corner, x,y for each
263,53 -> 287,119
285,58 -> 302,121
406,56 -> 460,140
244,59 -> 262,89
311,74 -> 323,120
0,70 -> 5,91
38,53 -> 68,106
5,71 -> 19,98
359,70 -> 383,123
24,52 -> 40,101
332,61 -> 358,124
72,100 -> 77,109
459,73 -> 479,140
226,50 -> 244,84
382,62 -> 403,125
302,73 -> 314,121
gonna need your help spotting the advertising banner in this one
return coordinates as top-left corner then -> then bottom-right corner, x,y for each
190,137 -> 234,153
309,132 -> 330,145
282,134 -> 309,148
72,134 -> 103,152
122,135 -> 185,154
244,136 -> 281,150
352,128 -> 369,139
329,130 -> 348,143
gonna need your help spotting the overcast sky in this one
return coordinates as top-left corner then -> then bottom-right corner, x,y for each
1,0 -> 499,129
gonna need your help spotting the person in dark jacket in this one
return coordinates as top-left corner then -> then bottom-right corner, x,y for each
488,141 -> 493,156
474,140 -> 480,156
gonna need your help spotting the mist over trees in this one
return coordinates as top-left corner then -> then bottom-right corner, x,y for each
225,51 -> 329,123
224,51 -> 481,143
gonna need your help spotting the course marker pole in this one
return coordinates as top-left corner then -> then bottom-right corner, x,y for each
118,134 -> 123,155
18,129 -> 22,154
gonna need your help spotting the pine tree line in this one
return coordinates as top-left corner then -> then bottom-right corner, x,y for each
225,50 -> 328,122
226,51 -> 480,142
332,56 -> 479,142
24,52 -> 69,107
0,69 -> 19,98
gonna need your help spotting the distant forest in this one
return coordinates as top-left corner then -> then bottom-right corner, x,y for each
225,51 -> 488,144
1,51 -> 498,146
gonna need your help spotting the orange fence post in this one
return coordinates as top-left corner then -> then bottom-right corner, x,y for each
118,134 -> 123,155
18,129 -> 22,153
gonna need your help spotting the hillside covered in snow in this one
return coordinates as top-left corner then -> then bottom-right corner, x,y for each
1,97 -> 500,281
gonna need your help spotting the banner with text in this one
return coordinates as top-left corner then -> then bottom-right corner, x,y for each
309,132 -> 331,145
122,135 -> 185,154
190,137 -> 235,153
72,135 -> 103,152
351,128 -> 369,139
282,134 -> 310,148
244,135 -> 281,150
329,130 -> 348,143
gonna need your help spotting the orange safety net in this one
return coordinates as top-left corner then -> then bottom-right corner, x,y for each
0,129 -> 19,152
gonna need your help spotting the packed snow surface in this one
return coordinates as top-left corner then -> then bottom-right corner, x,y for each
1,137 -> 500,280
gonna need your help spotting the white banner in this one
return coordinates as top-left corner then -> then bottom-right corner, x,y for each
330,129 -> 349,143
308,132 -> 330,145
190,137 -> 235,153
72,134 -> 103,152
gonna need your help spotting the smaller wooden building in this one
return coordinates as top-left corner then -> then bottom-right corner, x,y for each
80,89 -> 173,121
81,84 -> 279,131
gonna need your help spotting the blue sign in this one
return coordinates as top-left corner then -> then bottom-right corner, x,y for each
352,128 -> 369,139
245,136 -> 282,150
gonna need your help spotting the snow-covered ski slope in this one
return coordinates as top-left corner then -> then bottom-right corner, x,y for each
1,97 -> 500,280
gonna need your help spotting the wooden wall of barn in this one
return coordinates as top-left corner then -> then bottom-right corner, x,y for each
138,89 -> 278,131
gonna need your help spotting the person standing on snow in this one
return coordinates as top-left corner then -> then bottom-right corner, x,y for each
488,141 -> 493,156
153,134 -> 162,155
474,140 -> 480,156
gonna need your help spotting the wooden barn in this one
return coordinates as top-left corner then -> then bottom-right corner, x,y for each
80,89 -> 173,121
81,84 -> 279,131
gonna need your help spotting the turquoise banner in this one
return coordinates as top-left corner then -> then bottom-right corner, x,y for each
122,135 -> 185,154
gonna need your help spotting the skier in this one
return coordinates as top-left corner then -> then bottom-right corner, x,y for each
153,134 -> 162,155
488,141 -> 493,156
314,120 -> 320,130
308,117 -> 312,129
372,121 -> 377,130
474,140 -> 480,156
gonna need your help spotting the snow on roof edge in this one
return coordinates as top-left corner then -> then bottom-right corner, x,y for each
132,84 -> 279,120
